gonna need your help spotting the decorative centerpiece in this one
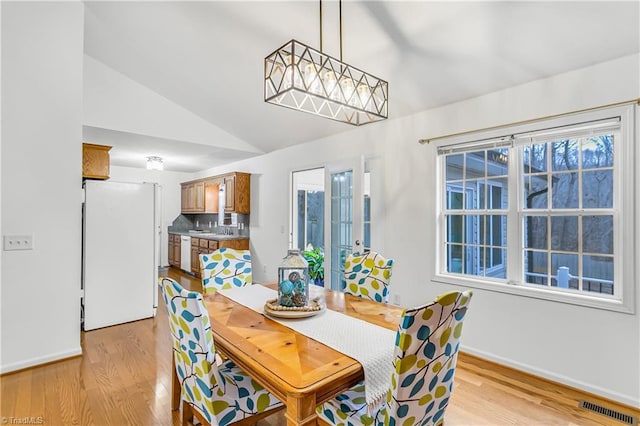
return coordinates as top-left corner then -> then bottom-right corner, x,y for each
278,249 -> 309,308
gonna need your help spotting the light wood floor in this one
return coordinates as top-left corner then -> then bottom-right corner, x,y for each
1,267 -> 637,425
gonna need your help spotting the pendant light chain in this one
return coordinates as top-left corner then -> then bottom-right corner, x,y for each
318,0 -> 343,60
319,0 -> 323,53
339,0 -> 343,61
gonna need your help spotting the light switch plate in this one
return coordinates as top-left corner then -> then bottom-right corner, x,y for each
3,235 -> 34,251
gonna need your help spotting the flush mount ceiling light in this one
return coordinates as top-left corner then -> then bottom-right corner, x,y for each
146,156 -> 163,171
264,0 -> 388,126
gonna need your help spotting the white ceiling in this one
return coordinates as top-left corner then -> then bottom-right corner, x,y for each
82,1 -> 640,172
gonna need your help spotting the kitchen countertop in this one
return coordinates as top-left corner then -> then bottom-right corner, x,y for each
168,230 -> 248,241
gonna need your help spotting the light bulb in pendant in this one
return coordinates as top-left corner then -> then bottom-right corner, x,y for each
357,84 -> 371,110
304,63 -> 322,94
323,70 -> 338,99
340,78 -> 355,105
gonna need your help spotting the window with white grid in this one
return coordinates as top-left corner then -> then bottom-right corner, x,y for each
436,104 -> 636,313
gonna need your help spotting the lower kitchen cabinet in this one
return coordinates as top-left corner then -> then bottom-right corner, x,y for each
189,237 -> 248,278
168,233 -> 180,268
168,234 -> 249,275
195,239 -> 219,278
219,239 -> 249,250
191,239 -> 200,276
191,238 -> 213,277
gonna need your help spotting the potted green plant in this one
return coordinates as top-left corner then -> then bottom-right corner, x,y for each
303,247 -> 325,287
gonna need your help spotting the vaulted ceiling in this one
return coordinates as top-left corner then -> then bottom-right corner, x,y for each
82,1 -> 640,172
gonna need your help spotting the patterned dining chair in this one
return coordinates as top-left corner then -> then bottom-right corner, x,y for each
200,247 -> 252,294
160,278 -> 283,426
343,251 -> 394,303
317,290 -> 473,426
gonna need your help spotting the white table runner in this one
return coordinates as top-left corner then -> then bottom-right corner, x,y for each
219,285 -> 396,412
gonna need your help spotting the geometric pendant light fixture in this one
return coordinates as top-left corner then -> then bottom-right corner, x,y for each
264,0 -> 388,126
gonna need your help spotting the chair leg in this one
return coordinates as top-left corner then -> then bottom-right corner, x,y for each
182,400 -> 194,425
171,356 -> 180,410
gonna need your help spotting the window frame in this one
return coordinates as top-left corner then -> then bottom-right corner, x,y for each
484,181 -> 506,273
433,104 -> 636,313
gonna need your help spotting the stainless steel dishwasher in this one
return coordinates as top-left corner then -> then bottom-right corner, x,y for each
180,235 -> 191,272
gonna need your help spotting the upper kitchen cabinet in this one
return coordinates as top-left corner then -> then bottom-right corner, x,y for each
82,143 -> 111,180
223,172 -> 250,214
204,180 -> 220,213
181,172 -> 250,214
181,181 -> 205,213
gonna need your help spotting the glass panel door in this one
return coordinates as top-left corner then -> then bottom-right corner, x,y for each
324,157 -> 364,290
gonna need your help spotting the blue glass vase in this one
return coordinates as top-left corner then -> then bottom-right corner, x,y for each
278,249 -> 309,307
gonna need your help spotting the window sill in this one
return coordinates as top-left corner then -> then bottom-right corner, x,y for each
431,273 -> 634,314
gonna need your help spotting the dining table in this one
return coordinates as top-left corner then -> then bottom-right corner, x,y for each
171,283 -> 404,426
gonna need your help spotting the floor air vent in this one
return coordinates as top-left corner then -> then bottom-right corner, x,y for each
579,400 -> 637,425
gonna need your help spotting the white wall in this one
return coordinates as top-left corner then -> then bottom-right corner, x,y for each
196,54 -> 640,407
1,3 -> 84,372
109,165 -> 191,266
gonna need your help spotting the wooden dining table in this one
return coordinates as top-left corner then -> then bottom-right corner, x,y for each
188,283 -> 404,426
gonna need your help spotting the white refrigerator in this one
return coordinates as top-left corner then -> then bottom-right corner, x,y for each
82,180 -> 160,331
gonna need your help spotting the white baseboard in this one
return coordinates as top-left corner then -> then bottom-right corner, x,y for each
0,347 -> 82,375
462,346 -> 640,409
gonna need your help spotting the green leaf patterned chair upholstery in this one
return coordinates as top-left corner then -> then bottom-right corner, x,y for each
160,278 -> 283,426
316,290 -> 473,426
200,248 -> 252,294
343,251 -> 394,303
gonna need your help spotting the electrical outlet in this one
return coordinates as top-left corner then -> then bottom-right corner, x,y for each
392,294 -> 401,305
3,235 -> 34,251
263,265 -> 267,273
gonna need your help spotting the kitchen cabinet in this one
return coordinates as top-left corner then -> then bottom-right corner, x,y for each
191,237 -> 222,278
181,172 -> 250,214
168,233 -> 180,268
175,237 -> 182,268
223,172 -> 250,214
219,238 -> 249,250
169,234 -> 248,275
194,181 -> 205,211
191,238 -> 201,276
168,235 -> 174,265
82,143 -> 111,180
204,180 -> 220,214
198,239 -> 218,277
181,181 -> 205,213
181,185 -> 190,212
188,236 -> 248,278
223,174 -> 236,211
